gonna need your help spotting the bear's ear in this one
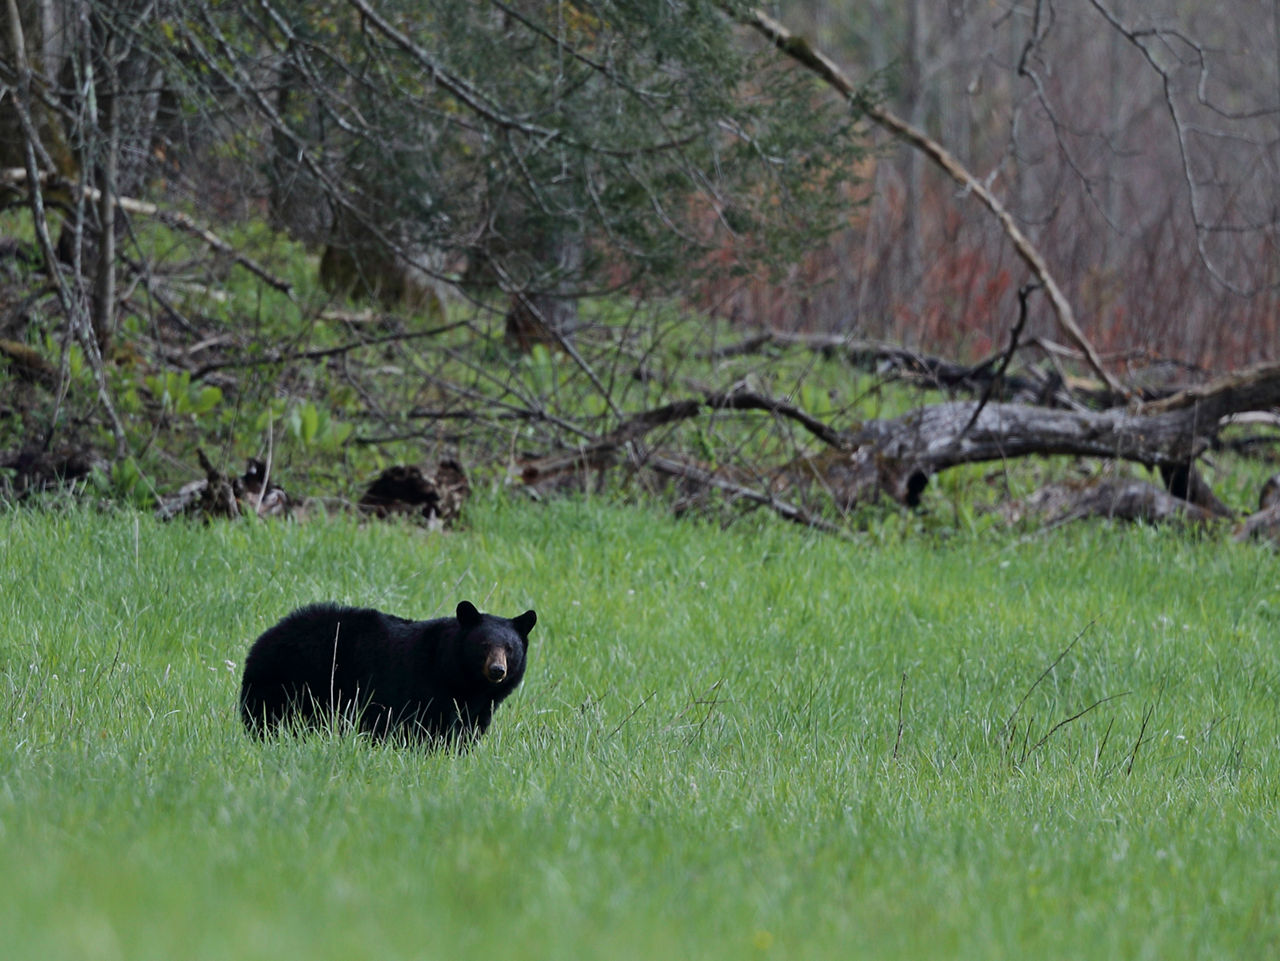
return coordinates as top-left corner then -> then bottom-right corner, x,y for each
513,609 -> 537,638
456,601 -> 482,628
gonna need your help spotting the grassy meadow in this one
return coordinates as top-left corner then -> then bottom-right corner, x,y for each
1,499 -> 1279,959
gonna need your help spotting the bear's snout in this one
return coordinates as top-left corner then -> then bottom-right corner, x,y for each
484,649 -> 508,684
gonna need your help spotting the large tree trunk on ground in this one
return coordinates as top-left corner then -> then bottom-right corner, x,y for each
821,363 -> 1280,508
518,363 -> 1280,522
1000,478 -> 1221,528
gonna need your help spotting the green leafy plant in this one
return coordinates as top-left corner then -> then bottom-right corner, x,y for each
144,371 -> 223,419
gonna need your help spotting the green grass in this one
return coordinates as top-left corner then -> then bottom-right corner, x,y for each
2,500 -> 1279,959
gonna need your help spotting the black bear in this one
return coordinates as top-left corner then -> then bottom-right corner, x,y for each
239,600 -> 536,745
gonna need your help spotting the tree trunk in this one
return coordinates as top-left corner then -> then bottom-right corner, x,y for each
90,47 -> 117,351
503,230 -> 581,352
0,0 -> 78,179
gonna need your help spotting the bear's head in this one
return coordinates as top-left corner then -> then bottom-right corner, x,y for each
456,600 -> 536,692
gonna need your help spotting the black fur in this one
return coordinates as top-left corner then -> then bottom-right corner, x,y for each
239,600 -> 536,745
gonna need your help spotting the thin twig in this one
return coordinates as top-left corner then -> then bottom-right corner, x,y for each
1125,701 -> 1154,776
189,320 -> 468,380
254,413 -> 275,516
706,385 -> 845,448
959,282 -> 1039,438
892,671 -> 907,759
1020,691 -> 1129,765
606,691 -> 656,740
679,678 -> 727,744
1094,716 -> 1116,773
1004,618 -> 1096,744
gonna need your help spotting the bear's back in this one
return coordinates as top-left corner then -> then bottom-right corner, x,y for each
245,603 -> 390,673
241,604 -> 412,729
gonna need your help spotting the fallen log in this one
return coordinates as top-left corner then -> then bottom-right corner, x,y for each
820,363 -> 1280,509
1140,361 -> 1280,418
999,479 -> 1220,528
701,329 -> 1220,410
818,400 -> 1209,509
517,358 -> 1280,527
1233,505 -> 1280,544
1233,473 -> 1280,544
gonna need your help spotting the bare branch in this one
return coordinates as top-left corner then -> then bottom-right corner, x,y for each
1085,0 -> 1280,296
0,168 -> 293,294
1140,361 -> 1280,418
736,7 -> 1128,399
188,320 -> 469,381
644,453 -> 847,535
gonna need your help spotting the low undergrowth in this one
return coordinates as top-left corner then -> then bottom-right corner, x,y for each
6,212 -> 1274,534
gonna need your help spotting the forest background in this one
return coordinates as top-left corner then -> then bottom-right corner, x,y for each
2,0 -> 1280,529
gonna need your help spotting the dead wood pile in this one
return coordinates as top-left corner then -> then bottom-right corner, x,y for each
516,350 -> 1280,538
